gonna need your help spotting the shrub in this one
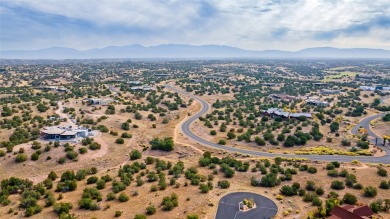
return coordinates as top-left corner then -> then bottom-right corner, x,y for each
31,153 -> 39,161
79,147 -> 87,154
327,170 -> 339,177
187,214 -> 199,219
89,142 -> 101,150
218,180 -> 230,189
161,193 -> 179,211
312,196 -> 322,206
343,193 -> 357,205
87,176 -> 98,184
330,181 -> 345,190
150,137 -> 174,151
130,150 -> 142,160
315,187 -> 324,196
115,138 -> 124,144
306,181 -> 316,191
106,192 -> 116,201
53,202 -> 73,215
379,180 -> 390,189
115,211 -> 122,217
364,186 -> 377,197
134,214 -> 146,219
118,193 -> 129,202
15,154 -> 27,163
307,167 -> 317,174
199,183 -> 210,193
377,167 -> 387,177
218,139 -> 226,145
146,204 -> 156,215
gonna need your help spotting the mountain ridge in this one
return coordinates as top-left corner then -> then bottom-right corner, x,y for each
1,44 -> 389,59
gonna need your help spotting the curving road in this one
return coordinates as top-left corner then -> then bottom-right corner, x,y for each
351,113 -> 389,153
165,84 -> 390,164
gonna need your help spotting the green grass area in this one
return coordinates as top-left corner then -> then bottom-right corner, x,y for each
322,71 -> 357,82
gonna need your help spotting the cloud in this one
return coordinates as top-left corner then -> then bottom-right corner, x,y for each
0,0 -> 389,50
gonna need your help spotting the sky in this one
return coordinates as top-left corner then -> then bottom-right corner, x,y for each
1,0 -> 390,51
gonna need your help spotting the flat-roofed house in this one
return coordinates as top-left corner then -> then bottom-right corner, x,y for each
41,126 -> 90,141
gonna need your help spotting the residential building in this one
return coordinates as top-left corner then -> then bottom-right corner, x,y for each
87,98 -> 114,105
41,126 -> 90,141
329,205 -> 374,219
262,108 -> 312,119
306,99 -> 330,107
320,89 -> 341,95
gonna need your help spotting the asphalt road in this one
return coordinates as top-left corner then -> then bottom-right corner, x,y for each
215,192 -> 278,219
351,113 -> 386,145
165,84 -> 390,164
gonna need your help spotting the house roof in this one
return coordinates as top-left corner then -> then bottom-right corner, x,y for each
41,127 -> 65,135
60,131 -> 78,136
329,205 -> 374,219
351,205 -> 374,217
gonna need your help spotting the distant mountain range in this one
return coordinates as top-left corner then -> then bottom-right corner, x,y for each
1,44 -> 390,59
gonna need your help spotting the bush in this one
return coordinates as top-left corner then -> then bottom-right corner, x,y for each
150,137 -> 174,151
315,187 -> 324,196
121,133 -> 132,138
161,193 -> 179,211
118,192 -> 129,202
377,167 -> 387,177
280,185 -> 297,196
115,211 -> 122,217
87,176 -> 98,184
106,192 -> 116,201
89,142 -> 101,150
31,153 -> 39,161
146,204 -> 156,215
218,180 -> 230,189
130,150 -> 142,160
343,193 -> 357,205
79,147 -> 87,154
53,202 -> 73,215
312,196 -> 322,206
199,183 -> 210,193
187,214 -> 199,219
15,154 -> 27,163
330,181 -> 345,190
341,139 -> 351,146
134,214 -> 146,219
307,167 -> 317,174
379,180 -> 390,189
218,139 -> 226,145
115,138 -> 124,144
364,186 -> 377,197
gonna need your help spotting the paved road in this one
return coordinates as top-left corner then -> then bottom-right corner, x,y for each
351,113 -> 389,153
165,84 -> 390,164
216,192 -> 278,219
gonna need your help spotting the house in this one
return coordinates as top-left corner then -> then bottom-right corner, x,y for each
306,99 -> 330,107
329,205 -> 374,219
360,85 -> 390,91
320,89 -> 341,95
57,87 -> 68,92
87,98 -> 114,105
262,83 -> 279,87
127,81 -> 143,85
41,126 -> 90,141
269,94 -> 296,101
262,108 -> 312,119
130,85 -> 154,91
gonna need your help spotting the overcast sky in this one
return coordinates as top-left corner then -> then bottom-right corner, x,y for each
1,0 -> 390,51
